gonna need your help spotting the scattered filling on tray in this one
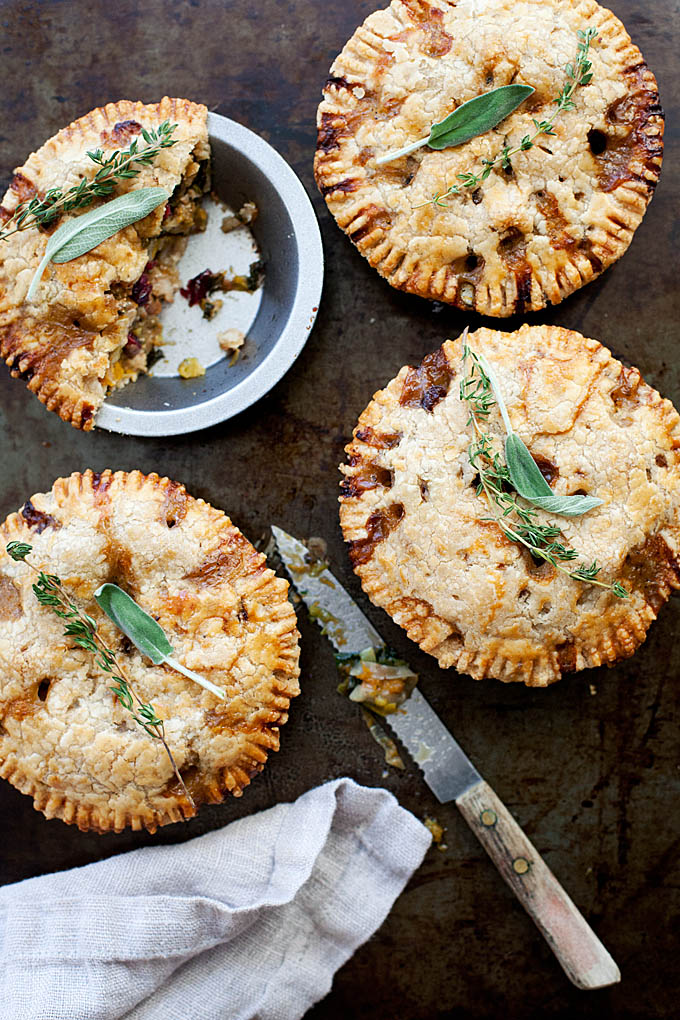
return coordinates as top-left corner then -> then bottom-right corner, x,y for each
337,646 -> 418,771
178,357 -> 205,379
180,260 -> 265,319
361,708 -> 405,769
423,817 -> 448,851
337,646 -> 418,715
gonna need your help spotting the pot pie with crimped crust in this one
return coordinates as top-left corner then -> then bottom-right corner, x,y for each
0,470 -> 300,833
340,325 -> 680,686
315,0 -> 664,316
0,98 -> 210,430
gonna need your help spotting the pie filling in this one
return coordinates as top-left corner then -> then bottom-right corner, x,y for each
103,152 -> 210,391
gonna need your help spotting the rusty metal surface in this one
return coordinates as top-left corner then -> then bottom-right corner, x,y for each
0,1 -> 678,1016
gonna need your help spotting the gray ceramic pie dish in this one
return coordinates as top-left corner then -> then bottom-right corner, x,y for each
96,113 -> 324,436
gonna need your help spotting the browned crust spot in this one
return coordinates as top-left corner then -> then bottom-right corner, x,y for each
341,462 -> 394,498
622,533 -> 680,614
21,499 -> 60,534
349,502 -> 405,566
99,119 -> 142,146
354,426 -> 402,449
399,346 -> 454,412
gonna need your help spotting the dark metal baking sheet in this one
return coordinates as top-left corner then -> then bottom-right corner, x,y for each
0,2 -> 677,1016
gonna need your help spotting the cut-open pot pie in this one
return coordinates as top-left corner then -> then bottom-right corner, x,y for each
315,0 -> 663,316
0,470 -> 300,832
340,325 -> 680,686
0,98 -> 210,429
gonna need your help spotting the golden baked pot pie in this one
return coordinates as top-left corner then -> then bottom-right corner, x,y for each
0,470 -> 300,833
315,0 -> 664,316
340,325 -> 680,686
0,98 -> 209,429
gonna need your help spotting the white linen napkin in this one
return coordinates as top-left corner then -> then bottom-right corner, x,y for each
0,777 -> 431,1020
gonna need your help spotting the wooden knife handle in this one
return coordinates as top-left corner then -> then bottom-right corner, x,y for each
456,778 -> 620,990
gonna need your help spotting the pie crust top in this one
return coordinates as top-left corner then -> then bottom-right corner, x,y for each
0,98 -> 209,430
314,0 -> 663,316
0,470 -> 300,833
339,325 -> 680,686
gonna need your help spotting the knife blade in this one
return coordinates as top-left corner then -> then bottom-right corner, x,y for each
272,525 -> 621,990
271,526 -> 481,800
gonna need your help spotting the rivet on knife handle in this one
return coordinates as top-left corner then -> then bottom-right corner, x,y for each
456,778 -> 621,990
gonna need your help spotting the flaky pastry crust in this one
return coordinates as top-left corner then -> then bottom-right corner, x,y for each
340,325 -> 680,686
315,0 -> 663,316
0,470 -> 300,832
0,98 -> 209,429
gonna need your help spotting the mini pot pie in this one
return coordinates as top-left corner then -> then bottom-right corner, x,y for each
340,325 -> 680,686
0,470 -> 300,832
315,0 -> 663,316
0,98 -> 210,429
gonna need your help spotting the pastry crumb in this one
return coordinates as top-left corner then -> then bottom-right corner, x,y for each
218,328 -> 246,353
222,200 -> 259,233
178,357 -> 205,379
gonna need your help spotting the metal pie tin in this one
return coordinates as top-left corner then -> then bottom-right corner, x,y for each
97,113 -> 324,436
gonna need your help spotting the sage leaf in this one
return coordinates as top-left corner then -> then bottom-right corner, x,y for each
505,432 -> 602,517
427,84 -> 535,150
94,583 -> 226,700
27,187 -> 168,302
522,493 -> 604,516
476,351 -> 603,518
376,84 -> 534,165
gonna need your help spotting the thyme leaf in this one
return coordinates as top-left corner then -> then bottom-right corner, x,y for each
5,542 -> 195,809
419,28 -> 597,208
0,120 -> 177,242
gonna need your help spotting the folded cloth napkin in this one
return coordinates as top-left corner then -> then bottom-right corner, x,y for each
0,778 -> 431,1020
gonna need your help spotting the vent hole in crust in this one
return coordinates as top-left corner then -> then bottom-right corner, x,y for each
588,129 -> 607,156
419,478 -> 430,502
518,587 -> 530,603
498,227 -> 525,255
572,488 -> 588,496
656,454 -> 668,468
521,547 -> 555,579
539,602 -> 552,616
37,680 -> 50,701
471,189 -> 482,205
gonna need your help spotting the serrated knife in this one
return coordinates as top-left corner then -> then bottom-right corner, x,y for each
271,526 -> 620,990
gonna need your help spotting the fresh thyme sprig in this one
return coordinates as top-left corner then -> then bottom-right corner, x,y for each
460,347 -> 628,598
421,29 -> 597,208
6,541 -> 195,809
0,121 -> 177,241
